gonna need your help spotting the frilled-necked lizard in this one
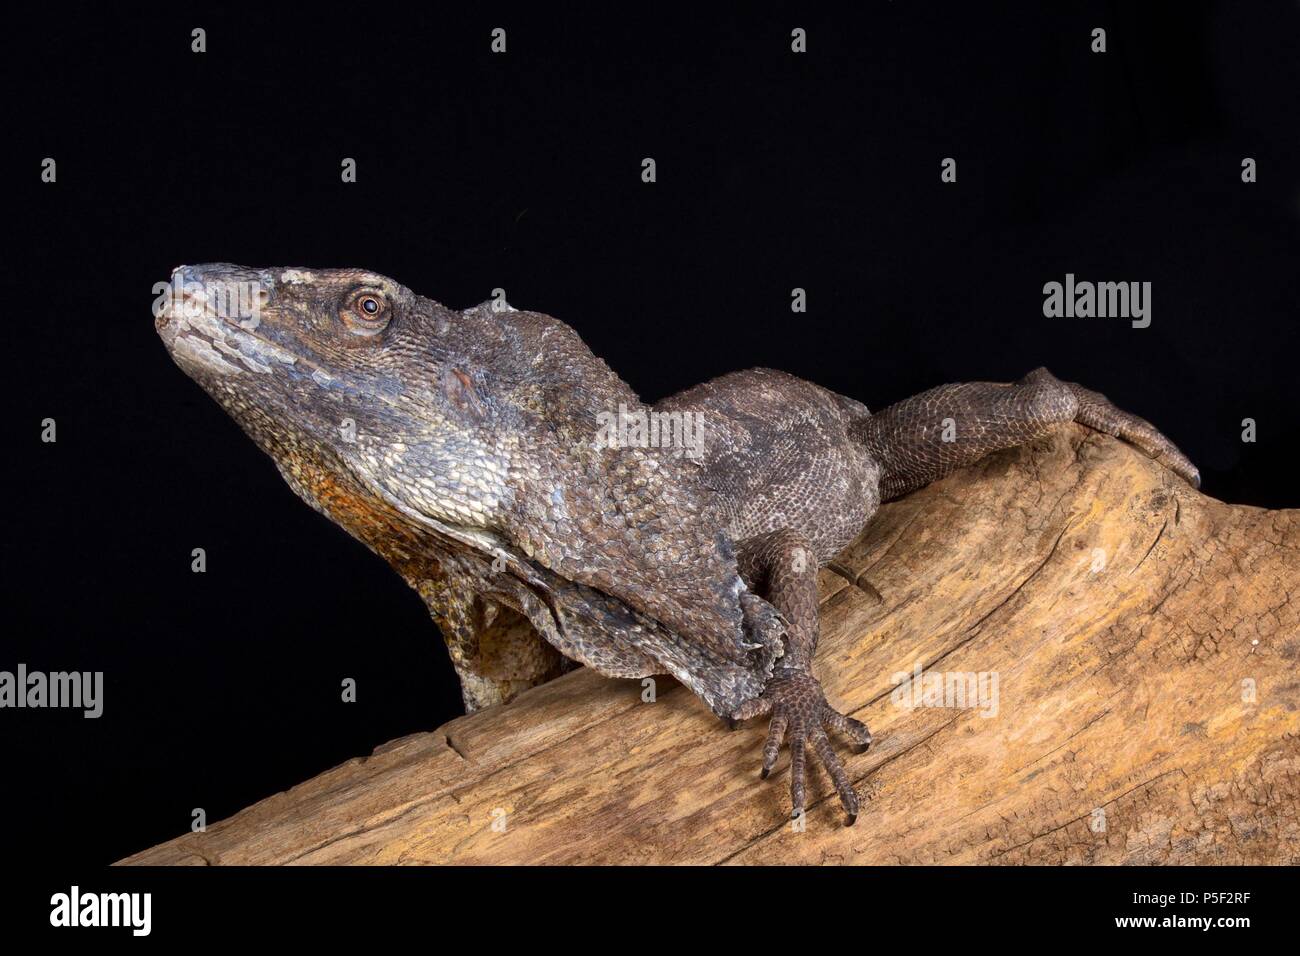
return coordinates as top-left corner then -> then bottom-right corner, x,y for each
155,264 -> 1199,824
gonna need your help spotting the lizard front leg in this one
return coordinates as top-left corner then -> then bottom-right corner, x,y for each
730,528 -> 872,825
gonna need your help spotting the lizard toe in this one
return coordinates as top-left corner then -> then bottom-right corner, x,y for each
823,705 -> 873,753
745,668 -> 866,826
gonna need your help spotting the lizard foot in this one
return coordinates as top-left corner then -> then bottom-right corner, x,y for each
1067,382 -> 1201,488
730,667 -> 871,825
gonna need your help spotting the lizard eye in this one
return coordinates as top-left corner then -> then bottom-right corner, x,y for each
343,289 -> 391,336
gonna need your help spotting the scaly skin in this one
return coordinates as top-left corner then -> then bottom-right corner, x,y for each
155,264 -> 1199,825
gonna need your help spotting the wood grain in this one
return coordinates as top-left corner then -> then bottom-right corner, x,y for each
118,425 -> 1300,865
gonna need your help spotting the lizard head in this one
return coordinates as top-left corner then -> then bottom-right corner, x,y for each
154,263 -> 512,534
156,264 -> 784,713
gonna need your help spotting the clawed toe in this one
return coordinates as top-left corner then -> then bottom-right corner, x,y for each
823,706 -> 873,753
760,713 -> 786,780
737,669 -> 870,826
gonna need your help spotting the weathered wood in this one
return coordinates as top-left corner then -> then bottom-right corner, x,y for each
118,425 -> 1300,865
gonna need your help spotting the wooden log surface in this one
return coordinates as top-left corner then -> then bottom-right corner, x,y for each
119,425 -> 1300,865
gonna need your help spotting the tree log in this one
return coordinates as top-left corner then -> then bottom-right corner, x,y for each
118,425 -> 1300,865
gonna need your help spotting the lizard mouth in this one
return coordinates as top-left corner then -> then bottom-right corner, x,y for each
155,280 -> 297,378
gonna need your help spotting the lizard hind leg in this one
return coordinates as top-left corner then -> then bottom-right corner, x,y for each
1062,377 -> 1200,488
860,366 -> 1199,499
421,581 -> 568,713
1012,368 -> 1200,488
730,528 -> 872,825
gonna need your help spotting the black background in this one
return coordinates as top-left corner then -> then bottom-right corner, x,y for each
5,3 -> 1299,868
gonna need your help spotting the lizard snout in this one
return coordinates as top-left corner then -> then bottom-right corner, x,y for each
155,263 -> 273,335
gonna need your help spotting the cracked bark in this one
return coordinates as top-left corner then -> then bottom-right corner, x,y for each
117,425 -> 1300,865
